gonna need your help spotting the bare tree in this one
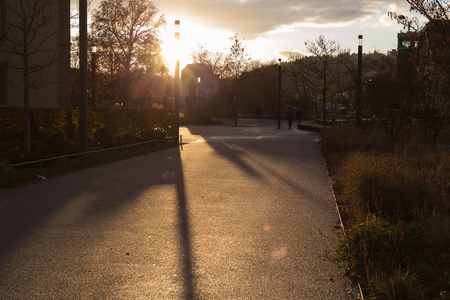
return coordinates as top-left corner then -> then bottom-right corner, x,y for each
191,44 -> 229,78
227,34 -> 250,126
304,35 -> 346,124
91,0 -> 165,105
285,54 -> 313,108
0,0 -> 60,153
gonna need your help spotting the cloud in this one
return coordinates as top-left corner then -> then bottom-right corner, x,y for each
152,0 -> 408,37
279,50 -> 306,59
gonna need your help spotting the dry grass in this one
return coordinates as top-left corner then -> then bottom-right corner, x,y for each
323,127 -> 450,299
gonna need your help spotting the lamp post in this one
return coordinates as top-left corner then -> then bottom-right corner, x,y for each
79,0 -> 88,154
356,35 -> 363,129
91,46 -> 97,107
174,20 -> 180,136
277,58 -> 281,129
234,71 -> 238,127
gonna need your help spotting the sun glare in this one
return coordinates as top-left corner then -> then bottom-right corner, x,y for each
160,17 -> 231,75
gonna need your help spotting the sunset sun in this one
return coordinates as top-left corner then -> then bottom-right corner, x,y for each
160,17 -> 232,74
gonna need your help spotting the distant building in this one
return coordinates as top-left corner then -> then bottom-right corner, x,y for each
181,63 -> 220,111
396,20 -> 450,80
0,0 -> 71,109
397,29 -> 418,80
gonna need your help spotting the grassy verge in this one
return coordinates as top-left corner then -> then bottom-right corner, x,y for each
322,127 -> 450,299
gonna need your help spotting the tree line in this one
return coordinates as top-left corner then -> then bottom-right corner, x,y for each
193,5 -> 448,145
1,0 -> 448,152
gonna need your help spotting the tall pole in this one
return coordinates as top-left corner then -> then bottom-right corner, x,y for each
356,35 -> 363,130
91,47 -> 97,107
79,0 -> 88,153
234,72 -> 238,127
277,59 -> 281,129
175,20 -> 180,136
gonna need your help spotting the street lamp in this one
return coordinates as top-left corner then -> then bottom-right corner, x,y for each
356,35 -> 363,129
79,0 -> 88,155
277,58 -> 281,129
175,20 -> 180,136
91,46 -> 97,107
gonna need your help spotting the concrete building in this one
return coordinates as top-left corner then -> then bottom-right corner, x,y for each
0,0 -> 71,109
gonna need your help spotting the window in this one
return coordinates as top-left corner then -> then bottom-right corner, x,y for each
402,39 -> 411,48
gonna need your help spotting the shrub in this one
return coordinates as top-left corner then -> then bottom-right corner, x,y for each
0,106 -> 178,152
337,217 -> 424,298
336,150 -> 449,223
371,267 -> 422,299
93,126 -> 114,147
326,127 -> 450,299
321,127 -> 386,174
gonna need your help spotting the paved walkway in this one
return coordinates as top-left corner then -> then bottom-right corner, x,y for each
0,119 -> 357,299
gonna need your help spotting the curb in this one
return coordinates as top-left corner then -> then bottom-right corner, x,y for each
297,123 -> 322,132
320,140 -> 364,300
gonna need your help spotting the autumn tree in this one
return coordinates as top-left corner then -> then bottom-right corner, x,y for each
389,0 -> 449,143
91,0 -> 165,106
237,62 -> 279,117
304,35 -> 346,124
0,0 -> 63,153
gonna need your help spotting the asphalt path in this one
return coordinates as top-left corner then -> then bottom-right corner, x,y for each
0,119 -> 357,299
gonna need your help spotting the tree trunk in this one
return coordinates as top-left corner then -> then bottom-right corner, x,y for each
322,62 -> 328,126
24,70 -> 31,154
322,84 -> 327,126
23,31 -> 31,153
122,59 -> 132,106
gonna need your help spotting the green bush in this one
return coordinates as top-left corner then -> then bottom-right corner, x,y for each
337,217 -> 427,298
338,218 -> 420,277
324,127 -> 450,299
372,267 -> 422,299
337,215 -> 450,299
93,126 -> 114,147
0,106 -> 177,149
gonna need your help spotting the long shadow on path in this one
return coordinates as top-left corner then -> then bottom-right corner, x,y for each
0,147 -> 197,299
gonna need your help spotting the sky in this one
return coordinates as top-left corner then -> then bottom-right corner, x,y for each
87,0 -> 420,72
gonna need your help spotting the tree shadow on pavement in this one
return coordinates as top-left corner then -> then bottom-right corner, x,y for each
0,147 -> 197,299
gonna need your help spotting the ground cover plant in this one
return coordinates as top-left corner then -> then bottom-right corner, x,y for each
322,127 -> 450,299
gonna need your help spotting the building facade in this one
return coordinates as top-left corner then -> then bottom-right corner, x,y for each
0,0 -> 71,109
397,29 -> 418,80
181,63 -> 220,109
